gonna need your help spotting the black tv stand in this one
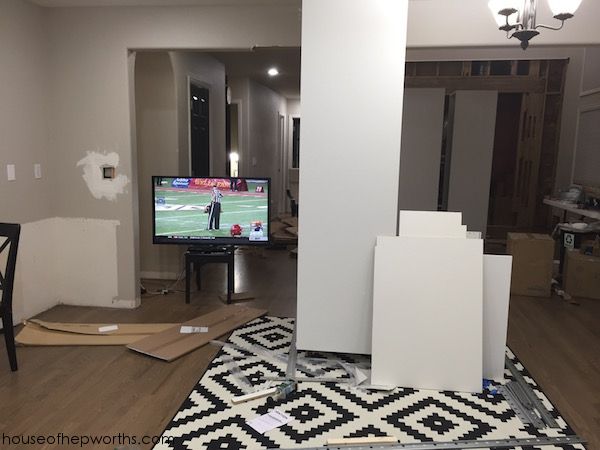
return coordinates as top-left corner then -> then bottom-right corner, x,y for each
185,245 -> 235,304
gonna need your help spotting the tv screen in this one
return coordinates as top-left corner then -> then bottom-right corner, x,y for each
152,176 -> 270,246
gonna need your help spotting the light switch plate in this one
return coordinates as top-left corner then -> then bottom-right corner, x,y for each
34,163 -> 42,179
7,164 -> 16,181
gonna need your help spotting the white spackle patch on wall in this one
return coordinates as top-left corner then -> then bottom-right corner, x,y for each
76,151 -> 129,201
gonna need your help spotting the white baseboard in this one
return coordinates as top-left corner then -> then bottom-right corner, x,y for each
140,271 -> 180,281
111,298 -> 140,309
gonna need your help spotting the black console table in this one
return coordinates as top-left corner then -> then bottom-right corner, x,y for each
185,246 -> 234,304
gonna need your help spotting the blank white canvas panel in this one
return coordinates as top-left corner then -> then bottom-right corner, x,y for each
483,254 -> 512,381
371,236 -> 483,393
398,89 -> 445,211
447,91 -> 498,234
296,0 -> 409,354
398,211 -> 466,238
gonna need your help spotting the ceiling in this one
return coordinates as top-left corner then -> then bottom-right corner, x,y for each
210,48 -> 301,99
29,0 -> 300,6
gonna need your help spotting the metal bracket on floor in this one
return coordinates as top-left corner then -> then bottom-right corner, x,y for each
505,355 -> 559,428
271,435 -> 585,450
285,324 -> 298,380
498,382 -> 545,429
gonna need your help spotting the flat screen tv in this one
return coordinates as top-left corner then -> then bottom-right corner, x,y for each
152,176 -> 270,246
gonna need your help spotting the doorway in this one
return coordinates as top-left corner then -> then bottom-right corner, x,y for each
190,83 -> 210,176
488,93 -> 522,232
228,102 -> 240,177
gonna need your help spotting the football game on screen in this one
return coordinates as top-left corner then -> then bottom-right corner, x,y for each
153,177 -> 269,242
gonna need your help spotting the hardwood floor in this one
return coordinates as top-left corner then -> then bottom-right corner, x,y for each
0,247 -> 598,449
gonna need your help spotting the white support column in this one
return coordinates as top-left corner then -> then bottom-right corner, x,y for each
296,0 -> 409,354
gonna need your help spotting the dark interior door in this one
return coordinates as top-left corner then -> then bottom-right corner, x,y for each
190,84 -> 209,176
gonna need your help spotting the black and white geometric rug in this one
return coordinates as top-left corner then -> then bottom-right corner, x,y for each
154,317 -> 583,450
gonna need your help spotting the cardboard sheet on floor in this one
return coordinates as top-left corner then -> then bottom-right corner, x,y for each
219,292 -> 256,303
371,236 -> 483,393
16,321 -> 175,346
483,254 -> 512,380
127,305 -> 267,361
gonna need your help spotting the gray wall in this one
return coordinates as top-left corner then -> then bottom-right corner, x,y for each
44,5 -> 301,307
230,77 -> 287,215
0,0 -> 52,223
406,47 -> 586,194
248,80 -> 287,216
135,52 -> 180,278
447,91 -> 498,234
398,89 -> 445,212
170,52 -> 227,177
573,47 -> 600,188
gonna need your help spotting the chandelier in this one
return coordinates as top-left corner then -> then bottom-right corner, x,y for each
488,0 -> 583,49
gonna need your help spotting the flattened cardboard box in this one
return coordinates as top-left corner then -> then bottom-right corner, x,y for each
127,305 -> 267,361
16,320 -> 176,346
507,232 -> 554,297
564,250 -> 600,300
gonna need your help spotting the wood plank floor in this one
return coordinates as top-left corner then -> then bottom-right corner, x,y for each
0,247 -> 598,450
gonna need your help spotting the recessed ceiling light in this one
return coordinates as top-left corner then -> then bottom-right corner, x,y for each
267,67 -> 279,77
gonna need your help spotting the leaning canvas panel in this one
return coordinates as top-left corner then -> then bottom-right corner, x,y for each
296,0 -> 409,354
483,254 -> 513,381
371,236 -> 483,393
398,211 -> 466,238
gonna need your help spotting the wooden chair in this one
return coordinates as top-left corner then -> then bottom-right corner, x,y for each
0,223 -> 21,372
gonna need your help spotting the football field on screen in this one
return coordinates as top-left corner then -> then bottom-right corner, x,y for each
154,185 -> 269,238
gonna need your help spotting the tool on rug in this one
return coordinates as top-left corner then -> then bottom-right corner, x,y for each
266,380 -> 297,406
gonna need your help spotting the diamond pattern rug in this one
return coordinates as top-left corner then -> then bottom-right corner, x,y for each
154,317 -> 583,450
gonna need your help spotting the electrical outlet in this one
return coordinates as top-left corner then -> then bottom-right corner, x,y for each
7,164 -> 15,181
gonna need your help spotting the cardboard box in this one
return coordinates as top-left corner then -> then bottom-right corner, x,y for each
564,250 -> 600,300
507,233 -> 554,297
580,237 -> 600,258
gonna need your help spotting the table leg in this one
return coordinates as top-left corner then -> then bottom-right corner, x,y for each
185,253 -> 191,304
227,251 -> 234,304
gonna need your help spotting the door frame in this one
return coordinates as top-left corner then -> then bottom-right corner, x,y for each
187,76 -> 212,176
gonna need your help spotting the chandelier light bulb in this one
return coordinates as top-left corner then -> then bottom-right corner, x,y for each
546,0 -> 582,16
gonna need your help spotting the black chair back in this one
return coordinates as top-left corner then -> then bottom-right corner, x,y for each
0,223 -> 21,371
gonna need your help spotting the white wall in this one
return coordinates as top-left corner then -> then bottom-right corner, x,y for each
13,218 -> 123,324
297,0 -> 409,354
170,52 -> 227,177
135,52 -> 181,278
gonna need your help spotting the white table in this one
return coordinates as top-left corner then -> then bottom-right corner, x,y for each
543,198 -> 600,221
